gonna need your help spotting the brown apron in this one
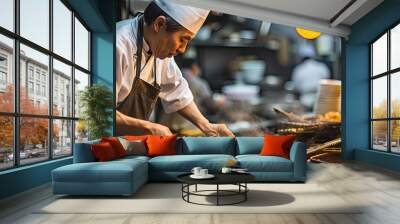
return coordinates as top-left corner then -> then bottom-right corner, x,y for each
116,15 -> 161,135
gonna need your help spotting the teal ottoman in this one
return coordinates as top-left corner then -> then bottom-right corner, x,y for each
52,156 -> 148,196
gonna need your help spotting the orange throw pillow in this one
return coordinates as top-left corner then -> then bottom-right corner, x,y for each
260,134 -> 296,159
91,142 -> 117,162
101,137 -> 126,158
146,135 -> 177,157
124,135 -> 148,141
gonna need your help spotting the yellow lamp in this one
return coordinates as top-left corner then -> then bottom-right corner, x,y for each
296,27 -> 321,40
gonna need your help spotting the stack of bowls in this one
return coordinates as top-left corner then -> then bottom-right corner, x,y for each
313,79 -> 341,115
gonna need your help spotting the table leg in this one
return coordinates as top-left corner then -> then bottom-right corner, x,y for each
195,184 -> 197,192
181,184 -> 183,199
245,183 -> 247,201
217,184 -> 219,206
187,184 -> 190,202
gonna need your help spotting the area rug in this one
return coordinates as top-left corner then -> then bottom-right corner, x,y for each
37,183 -> 362,214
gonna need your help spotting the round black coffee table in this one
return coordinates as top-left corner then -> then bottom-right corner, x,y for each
177,173 -> 255,206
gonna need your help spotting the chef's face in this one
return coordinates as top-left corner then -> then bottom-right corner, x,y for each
152,17 -> 195,59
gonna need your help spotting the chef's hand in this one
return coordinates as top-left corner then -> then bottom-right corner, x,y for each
203,123 -> 235,137
146,123 -> 173,136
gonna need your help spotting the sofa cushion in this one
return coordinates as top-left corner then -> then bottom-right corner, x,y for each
148,154 -> 235,172
236,155 -> 293,172
178,137 -> 235,155
114,155 -> 150,164
235,137 -> 263,155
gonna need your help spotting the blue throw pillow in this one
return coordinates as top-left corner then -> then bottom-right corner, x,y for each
179,137 -> 235,155
235,137 -> 264,155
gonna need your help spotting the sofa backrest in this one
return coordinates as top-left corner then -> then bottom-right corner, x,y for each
74,137 -> 265,161
235,137 -> 264,155
73,139 -> 100,163
177,137 -> 236,155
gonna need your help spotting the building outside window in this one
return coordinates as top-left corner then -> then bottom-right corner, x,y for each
371,23 -> 400,154
0,0 -> 91,170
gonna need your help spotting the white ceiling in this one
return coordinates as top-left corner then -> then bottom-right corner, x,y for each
226,0 -> 353,22
134,0 -> 384,38
174,0 -> 384,38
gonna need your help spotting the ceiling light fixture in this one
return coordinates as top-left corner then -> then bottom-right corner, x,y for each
295,27 -> 321,40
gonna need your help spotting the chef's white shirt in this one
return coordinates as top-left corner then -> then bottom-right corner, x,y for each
292,59 -> 330,94
116,17 -> 193,114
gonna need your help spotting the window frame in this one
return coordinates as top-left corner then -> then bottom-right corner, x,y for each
370,20 -> 400,154
0,0 -> 92,171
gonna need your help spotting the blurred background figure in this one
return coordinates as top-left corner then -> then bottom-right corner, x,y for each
291,44 -> 330,110
181,58 -> 225,116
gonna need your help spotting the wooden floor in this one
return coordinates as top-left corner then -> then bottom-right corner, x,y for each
1,162 -> 400,224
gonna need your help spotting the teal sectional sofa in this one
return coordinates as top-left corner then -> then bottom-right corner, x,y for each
52,137 -> 307,196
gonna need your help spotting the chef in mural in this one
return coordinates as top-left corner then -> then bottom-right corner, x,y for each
116,0 -> 234,136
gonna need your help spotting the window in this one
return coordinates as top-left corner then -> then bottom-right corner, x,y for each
0,0 -> 14,32
28,81 -> 34,94
0,35 -> 13,113
0,116 -> 13,170
0,70 -> 7,93
0,0 -> 91,170
42,85 -> 46,97
0,54 -> 8,87
35,70 -> 41,81
20,117 -> 48,165
0,71 -> 6,85
53,0 -> 72,60
53,120 -> 72,158
74,69 -> 89,118
28,67 -> 34,80
371,23 -> 400,154
36,83 -> 40,95
0,55 -> 7,67
20,0 -> 49,49
75,17 -> 90,70
54,89 -> 58,103
53,59 -> 72,117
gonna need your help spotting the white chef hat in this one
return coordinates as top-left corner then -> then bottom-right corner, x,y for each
154,0 -> 210,34
298,44 -> 316,58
